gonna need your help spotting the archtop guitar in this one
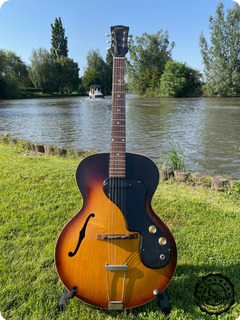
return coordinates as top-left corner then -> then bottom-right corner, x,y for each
55,25 -> 177,310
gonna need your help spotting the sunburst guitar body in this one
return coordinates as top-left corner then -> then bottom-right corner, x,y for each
55,25 -> 177,310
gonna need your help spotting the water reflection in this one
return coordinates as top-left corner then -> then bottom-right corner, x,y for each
0,96 -> 240,179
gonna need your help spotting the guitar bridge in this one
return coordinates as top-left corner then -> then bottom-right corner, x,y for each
97,233 -> 138,240
105,263 -> 128,310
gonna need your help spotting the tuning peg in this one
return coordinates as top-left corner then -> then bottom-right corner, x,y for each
106,47 -> 111,51
129,34 -> 133,39
106,40 -> 111,43
106,34 -> 111,37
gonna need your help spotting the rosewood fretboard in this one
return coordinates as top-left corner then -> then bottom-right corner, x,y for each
109,57 -> 126,178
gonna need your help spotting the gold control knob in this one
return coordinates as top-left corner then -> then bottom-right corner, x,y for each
158,237 -> 167,246
149,225 -> 157,234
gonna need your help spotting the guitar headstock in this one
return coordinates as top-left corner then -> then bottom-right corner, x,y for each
110,25 -> 129,57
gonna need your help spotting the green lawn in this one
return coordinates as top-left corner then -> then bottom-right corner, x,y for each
0,143 -> 239,320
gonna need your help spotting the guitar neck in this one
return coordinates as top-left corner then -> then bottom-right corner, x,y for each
109,57 -> 126,178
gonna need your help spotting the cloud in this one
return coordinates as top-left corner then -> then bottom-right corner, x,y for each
233,0 -> 240,6
0,0 -> 9,10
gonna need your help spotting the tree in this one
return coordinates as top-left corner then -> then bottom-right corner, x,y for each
50,17 -> 80,93
82,49 -> 112,94
54,56 -> 80,93
0,50 -> 29,98
160,60 -> 202,97
199,2 -> 240,96
126,30 -> 175,95
29,48 -> 80,94
82,68 -> 101,93
51,17 -> 68,60
29,48 -> 56,93
105,49 -> 113,94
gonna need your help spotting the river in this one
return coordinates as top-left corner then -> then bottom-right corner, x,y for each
0,95 -> 240,179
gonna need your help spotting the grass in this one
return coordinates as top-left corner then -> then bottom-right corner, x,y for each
0,143 -> 240,320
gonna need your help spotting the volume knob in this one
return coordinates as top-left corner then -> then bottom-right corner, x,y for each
149,225 -> 157,234
158,237 -> 167,246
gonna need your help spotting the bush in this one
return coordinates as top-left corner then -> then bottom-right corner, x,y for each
160,60 -> 202,97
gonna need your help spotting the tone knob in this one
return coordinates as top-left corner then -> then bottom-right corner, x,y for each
149,225 -> 157,234
158,237 -> 167,246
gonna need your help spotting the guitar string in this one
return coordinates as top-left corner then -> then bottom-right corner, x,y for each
109,56 -> 115,267
109,58 -> 126,268
115,57 -> 119,267
114,58 -> 117,267
112,57 -> 117,266
120,57 -> 124,268
121,58 -> 126,269
117,57 -> 121,267
115,57 -> 120,267
115,57 -> 123,267
112,57 -> 118,267
120,57 -> 125,268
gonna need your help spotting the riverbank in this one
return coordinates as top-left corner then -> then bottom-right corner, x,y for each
16,91 -> 86,100
1,134 -> 239,193
0,142 -> 239,319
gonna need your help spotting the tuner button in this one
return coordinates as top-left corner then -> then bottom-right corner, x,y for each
158,237 -> 167,246
105,34 -> 111,37
106,40 -> 111,43
149,225 -> 157,234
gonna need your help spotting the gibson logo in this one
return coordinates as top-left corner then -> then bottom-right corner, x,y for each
114,26 -> 125,30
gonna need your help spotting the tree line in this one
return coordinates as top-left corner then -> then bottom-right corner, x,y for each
1,2 -> 240,99
0,18 -> 113,99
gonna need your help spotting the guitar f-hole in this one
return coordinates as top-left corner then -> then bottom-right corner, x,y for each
68,213 -> 95,257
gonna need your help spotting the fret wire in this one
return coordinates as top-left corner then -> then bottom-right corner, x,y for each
111,129 -> 126,132
110,157 -> 125,159
109,161 -> 125,164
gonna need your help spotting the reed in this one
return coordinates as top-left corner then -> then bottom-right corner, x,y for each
162,142 -> 186,171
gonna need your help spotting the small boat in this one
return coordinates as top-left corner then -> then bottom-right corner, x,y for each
89,85 -> 104,99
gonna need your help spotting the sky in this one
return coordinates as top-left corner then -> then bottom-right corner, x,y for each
0,0 -> 237,76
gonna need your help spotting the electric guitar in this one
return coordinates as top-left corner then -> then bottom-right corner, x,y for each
55,25 -> 177,310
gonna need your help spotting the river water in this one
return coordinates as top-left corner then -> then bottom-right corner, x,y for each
0,95 -> 240,179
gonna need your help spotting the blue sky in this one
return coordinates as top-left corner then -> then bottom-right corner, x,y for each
0,0 -> 236,76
